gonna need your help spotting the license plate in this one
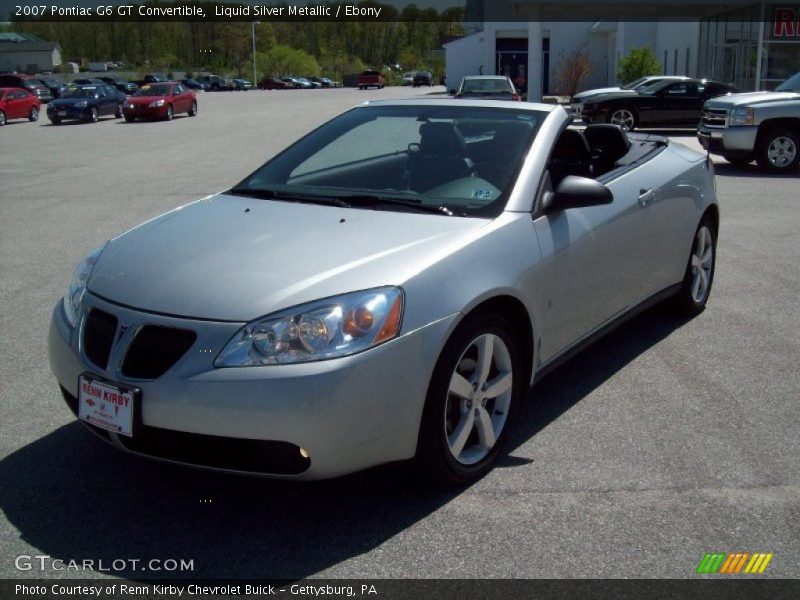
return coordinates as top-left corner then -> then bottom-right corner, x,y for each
78,375 -> 135,437
58,110 -> 67,117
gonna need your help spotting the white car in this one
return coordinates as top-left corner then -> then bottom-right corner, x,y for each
570,76 -> 691,117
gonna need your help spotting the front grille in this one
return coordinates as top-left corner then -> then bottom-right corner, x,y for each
119,427 -> 311,474
702,108 -> 728,128
83,309 -> 118,369
121,325 -> 196,379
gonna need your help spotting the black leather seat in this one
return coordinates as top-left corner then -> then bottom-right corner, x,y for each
408,122 -> 473,192
584,124 -> 632,176
548,128 -> 592,186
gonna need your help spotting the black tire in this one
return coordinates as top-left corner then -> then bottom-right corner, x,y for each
605,106 -> 637,132
124,115 -> 135,122
28,107 -> 39,122
50,116 -> 61,125
415,313 -> 525,485
211,83 -> 220,92
0,110 -> 5,126
164,105 -> 173,121
115,104 -> 122,118
755,128 -> 800,173
188,101 -> 197,117
673,215 -> 717,316
87,107 -> 98,123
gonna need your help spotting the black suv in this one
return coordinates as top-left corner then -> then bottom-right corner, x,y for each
413,71 -> 432,87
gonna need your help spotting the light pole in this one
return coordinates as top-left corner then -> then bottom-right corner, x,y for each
251,21 -> 260,84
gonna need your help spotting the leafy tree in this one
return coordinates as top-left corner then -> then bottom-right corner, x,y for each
617,46 -> 662,84
258,45 -> 319,78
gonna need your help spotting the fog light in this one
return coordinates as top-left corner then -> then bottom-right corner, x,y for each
299,447 -> 310,459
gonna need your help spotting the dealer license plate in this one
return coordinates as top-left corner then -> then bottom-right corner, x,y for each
78,375 -> 135,437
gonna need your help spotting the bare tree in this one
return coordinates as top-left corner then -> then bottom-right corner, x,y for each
555,44 -> 593,100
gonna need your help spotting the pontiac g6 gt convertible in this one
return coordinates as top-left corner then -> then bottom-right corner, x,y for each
49,99 -> 718,484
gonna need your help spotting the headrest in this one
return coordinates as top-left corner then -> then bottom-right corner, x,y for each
584,124 -> 632,163
419,121 -> 467,157
551,128 -> 591,162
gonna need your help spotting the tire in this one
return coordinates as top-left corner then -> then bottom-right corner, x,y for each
164,105 -> 173,121
673,215 -> 716,316
28,107 -> 39,122
124,115 -> 135,122
50,116 -> 61,125
87,107 -> 98,123
0,110 -> 5,126
755,128 -> 800,173
115,104 -> 122,118
416,313 -> 525,485
606,107 -> 637,132
211,83 -> 220,92
188,101 -> 197,117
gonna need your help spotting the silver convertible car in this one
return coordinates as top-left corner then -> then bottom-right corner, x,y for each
49,99 -> 718,484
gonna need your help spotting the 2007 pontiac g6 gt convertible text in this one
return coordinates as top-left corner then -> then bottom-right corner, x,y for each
49,99 -> 718,484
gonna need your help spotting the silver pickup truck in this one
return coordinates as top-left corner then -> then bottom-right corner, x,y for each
697,71 -> 800,172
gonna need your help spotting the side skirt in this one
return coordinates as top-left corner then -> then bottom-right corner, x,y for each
533,283 -> 682,383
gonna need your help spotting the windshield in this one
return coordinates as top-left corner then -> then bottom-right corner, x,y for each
622,77 -> 651,90
233,105 -> 544,218
62,87 -> 97,98
775,71 -> 800,92
134,84 -> 171,96
460,78 -> 514,95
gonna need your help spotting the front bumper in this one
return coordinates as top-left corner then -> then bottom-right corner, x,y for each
123,105 -> 168,118
47,105 -> 91,121
48,292 -> 456,480
697,125 -> 758,159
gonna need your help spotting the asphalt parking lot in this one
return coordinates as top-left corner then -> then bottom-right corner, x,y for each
0,85 -> 797,580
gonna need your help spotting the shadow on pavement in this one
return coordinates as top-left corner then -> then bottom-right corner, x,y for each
0,303 -> 691,579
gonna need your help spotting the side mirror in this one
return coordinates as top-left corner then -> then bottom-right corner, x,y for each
542,176 -> 613,212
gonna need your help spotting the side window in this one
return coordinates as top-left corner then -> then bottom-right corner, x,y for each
174,84 -> 184,94
18,90 -> 29,99
665,83 -> 688,96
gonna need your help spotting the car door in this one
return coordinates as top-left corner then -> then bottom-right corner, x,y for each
5,90 -> 21,119
656,82 -> 703,125
173,84 -> 188,112
529,133 -> 676,364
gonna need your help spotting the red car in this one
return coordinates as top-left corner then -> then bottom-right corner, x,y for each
258,77 -> 291,90
357,70 -> 385,90
0,87 -> 41,126
122,82 -> 197,122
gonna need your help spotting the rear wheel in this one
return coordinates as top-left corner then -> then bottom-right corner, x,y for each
115,104 -> 122,118
756,129 -> 799,172
674,216 -> 716,316
188,101 -> 197,116
416,313 -> 524,485
606,107 -> 636,132
28,107 -> 39,122
0,110 -> 5,126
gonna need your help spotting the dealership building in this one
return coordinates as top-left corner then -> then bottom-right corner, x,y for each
445,1 -> 800,99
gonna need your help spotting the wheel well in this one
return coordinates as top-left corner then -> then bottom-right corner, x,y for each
702,204 -> 720,236
463,296 -> 534,387
757,118 -> 800,140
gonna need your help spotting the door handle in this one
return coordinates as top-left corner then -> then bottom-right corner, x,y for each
638,188 -> 656,206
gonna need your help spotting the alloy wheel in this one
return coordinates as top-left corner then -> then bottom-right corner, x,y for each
29,107 -> 38,121
766,136 -> 797,168
609,109 -> 635,131
90,108 -> 98,122
445,333 -> 513,465
690,226 -> 714,303
0,110 -> 6,126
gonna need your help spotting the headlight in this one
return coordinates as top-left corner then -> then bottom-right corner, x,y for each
215,287 -> 404,367
63,244 -> 107,327
729,107 -> 754,126
149,99 -> 165,107
74,101 -> 88,108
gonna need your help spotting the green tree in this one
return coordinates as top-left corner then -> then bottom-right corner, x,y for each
258,45 -> 319,78
617,46 -> 662,84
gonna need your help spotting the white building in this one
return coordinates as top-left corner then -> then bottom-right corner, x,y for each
0,32 -> 62,74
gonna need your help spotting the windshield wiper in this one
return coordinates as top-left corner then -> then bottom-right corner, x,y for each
227,187 -> 350,208
338,194 -> 457,216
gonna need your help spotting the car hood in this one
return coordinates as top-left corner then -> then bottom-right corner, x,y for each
704,90 -> 800,108
88,193 -> 487,322
573,87 -> 626,100
584,91 -> 647,104
48,97 -> 93,107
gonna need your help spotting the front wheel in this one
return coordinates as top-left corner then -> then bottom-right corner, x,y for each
87,107 -> 98,123
164,105 -> 173,121
606,107 -> 636,132
756,129 -> 799,172
416,313 -> 524,485
28,107 -> 39,122
673,216 -> 716,316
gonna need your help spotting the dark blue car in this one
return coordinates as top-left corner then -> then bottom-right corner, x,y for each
181,78 -> 209,91
46,84 -> 125,124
